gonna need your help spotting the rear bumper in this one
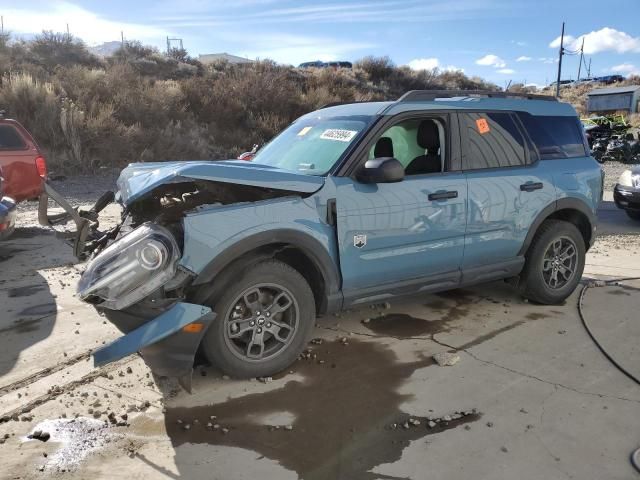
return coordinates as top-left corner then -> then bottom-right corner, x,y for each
92,302 -> 216,392
613,184 -> 640,212
0,196 -> 17,239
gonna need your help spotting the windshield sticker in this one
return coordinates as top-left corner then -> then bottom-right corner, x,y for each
475,118 -> 490,134
320,129 -> 358,142
297,126 -> 312,136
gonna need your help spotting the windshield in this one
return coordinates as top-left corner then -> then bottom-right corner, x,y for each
252,115 -> 374,175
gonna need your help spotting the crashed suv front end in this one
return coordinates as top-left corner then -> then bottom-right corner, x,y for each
42,160 -> 329,390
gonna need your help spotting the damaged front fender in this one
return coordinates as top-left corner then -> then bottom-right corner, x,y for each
93,302 -> 215,392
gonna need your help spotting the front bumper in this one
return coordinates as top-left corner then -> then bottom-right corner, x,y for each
39,182 -> 115,259
93,302 -> 216,392
613,184 -> 640,212
0,196 -> 17,239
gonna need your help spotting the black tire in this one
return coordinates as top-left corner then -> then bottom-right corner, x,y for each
199,259 -> 316,378
519,220 -> 585,305
626,210 -> 640,221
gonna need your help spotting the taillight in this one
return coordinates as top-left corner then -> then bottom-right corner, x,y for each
35,156 -> 47,178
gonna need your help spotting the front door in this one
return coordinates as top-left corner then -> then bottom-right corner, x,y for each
333,115 -> 467,305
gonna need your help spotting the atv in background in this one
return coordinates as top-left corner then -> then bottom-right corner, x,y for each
602,133 -> 640,164
583,115 -> 639,164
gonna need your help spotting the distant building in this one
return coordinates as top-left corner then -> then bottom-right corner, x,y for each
198,53 -> 254,65
587,85 -> 640,114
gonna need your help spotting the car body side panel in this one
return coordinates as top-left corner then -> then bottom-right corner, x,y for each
551,156 -> 602,216
463,162 -> 555,268
0,120 -> 44,202
333,174 -> 467,293
181,195 -> 340,287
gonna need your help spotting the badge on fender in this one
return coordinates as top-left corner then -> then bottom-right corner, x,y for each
354,234 -> 367,248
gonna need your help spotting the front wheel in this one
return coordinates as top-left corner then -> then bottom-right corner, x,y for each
199,259 -> 316,378
519,220 -> 585,305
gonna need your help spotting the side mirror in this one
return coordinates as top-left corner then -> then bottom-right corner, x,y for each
356,157 -> 404,184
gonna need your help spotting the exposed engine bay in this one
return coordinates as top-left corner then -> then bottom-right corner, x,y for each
85,180 -> 304,259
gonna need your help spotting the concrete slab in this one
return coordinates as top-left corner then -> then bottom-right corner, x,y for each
0,188 -> 639,480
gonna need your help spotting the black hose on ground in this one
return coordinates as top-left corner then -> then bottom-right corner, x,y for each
577,278 -> 640,386
577,277 -> 640,474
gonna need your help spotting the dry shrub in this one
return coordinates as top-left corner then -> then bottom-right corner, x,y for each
0,72 -> 61,149
11,36 -> 625,174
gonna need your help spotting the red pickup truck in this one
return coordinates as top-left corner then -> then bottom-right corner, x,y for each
0,116 -> 48,239
0,117 -> 47,203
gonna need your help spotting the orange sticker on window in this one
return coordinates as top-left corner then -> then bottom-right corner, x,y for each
476,118 -> 490,134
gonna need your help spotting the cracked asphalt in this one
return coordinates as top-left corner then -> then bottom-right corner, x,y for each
0,175 -> 638,480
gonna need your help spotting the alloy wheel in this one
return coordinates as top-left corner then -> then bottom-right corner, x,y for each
223,283 -> 299,362
542,236 -> 578,290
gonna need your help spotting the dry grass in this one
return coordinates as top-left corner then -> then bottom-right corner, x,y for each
1,33 -> 637,173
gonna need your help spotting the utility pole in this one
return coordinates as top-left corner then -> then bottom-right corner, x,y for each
121,31 -> 125,48
1,16 -> 4,35
577,37 -> 584,81
66,23 -> 70,40
587,58 -> 592,78
555,22 -> 565,97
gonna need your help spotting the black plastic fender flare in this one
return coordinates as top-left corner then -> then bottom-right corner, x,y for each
191,229 -> 343,313
518,198 -> 597,256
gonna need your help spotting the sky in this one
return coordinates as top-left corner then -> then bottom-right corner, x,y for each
2,0 -> 640,87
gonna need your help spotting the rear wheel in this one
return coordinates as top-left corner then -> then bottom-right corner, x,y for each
626,210 -> 640,221
519,220 -> 585,304
200,259 -> 316,378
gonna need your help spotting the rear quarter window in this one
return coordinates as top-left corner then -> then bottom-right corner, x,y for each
0,125 -> 27,150
516,113 -> 587,160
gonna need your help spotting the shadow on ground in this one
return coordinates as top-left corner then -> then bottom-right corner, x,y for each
0,226 -> 66,377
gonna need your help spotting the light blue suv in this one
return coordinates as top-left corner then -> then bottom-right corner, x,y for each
52,90 -> 602,387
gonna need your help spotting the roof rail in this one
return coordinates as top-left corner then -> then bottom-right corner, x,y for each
398,90 -> 558,102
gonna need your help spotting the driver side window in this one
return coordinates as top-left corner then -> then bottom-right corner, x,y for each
368,118 -> 446,175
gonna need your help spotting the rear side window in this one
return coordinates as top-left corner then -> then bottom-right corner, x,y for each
460,112 -> 526,169
517,113 -> 587,160
0,125 -> 27,150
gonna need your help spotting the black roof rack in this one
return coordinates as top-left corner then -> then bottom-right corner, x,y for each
398,90 -> 558,102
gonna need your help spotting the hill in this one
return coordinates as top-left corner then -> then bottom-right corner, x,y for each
0,31 -> 637,173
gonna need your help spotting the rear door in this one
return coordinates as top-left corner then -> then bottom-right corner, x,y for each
0,122 -> 42,202
460,111 -> 555,271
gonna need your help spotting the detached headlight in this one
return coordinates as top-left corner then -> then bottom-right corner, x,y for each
618,170 -> 639,188
77,223 -> 180,310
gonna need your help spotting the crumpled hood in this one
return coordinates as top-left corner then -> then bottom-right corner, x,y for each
117,160 -> 325,205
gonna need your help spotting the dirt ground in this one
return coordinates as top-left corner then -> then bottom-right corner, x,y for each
1,165 -> 639,480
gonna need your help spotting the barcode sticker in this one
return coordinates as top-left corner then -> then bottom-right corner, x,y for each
320,129 -> 358,142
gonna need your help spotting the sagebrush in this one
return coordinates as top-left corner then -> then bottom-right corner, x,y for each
1,32 -> 636,173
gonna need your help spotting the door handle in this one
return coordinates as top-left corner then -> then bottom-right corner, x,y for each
428,190 -> 458,201
520,182 -> 543,192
